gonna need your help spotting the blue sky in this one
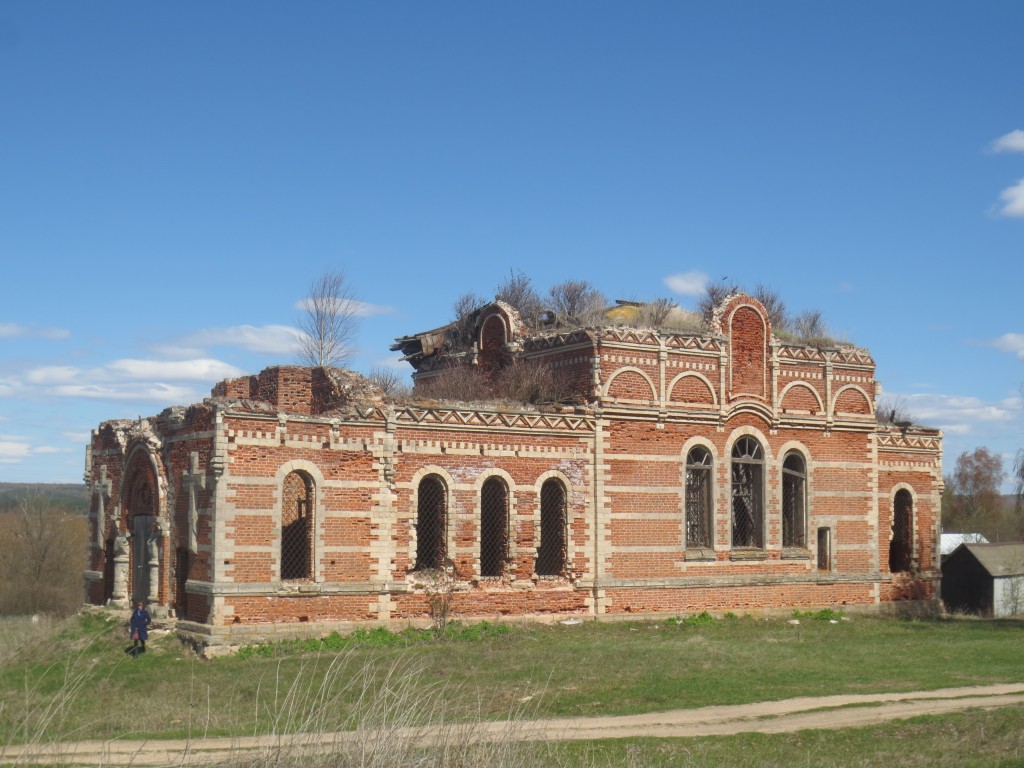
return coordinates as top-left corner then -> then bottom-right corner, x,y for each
1,2 -> 1022,487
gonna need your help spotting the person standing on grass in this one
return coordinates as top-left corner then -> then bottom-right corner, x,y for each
130,601 -> 151,656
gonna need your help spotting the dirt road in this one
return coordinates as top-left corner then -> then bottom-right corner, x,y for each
5,683 -> 1023,766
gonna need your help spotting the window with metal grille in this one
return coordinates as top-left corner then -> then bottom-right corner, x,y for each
889,489 -> 913,572
415,475 -> 447,570
685,446 -> 713,548
480,477 -> 509,577
535,479 -> 567,576
281,471 -> 313,580
782,452 -> 807,548
731,436 -> 763,548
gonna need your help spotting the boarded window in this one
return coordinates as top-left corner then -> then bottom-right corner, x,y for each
731,437 -> 764,548
281,471 -> 313,580
782,452 -> 807,548
536,479 -> 567,576
889,489 -> 913,572
480,477 -> 509,577
685,446 -> 713,548
416,475 -> 447,570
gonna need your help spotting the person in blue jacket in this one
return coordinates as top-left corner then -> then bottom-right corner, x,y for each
130,601 -> 151,656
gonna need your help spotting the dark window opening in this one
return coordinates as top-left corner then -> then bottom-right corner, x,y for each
416,476 -> 447,570
889,489 -> 913,572
731,437 -> 764,548
480,477 -> 509,577
536,479 -> 567,576
817,527 -> 831,571
282,471 -> 313,580
685,446 -> 713,548
782,452 -> 807,548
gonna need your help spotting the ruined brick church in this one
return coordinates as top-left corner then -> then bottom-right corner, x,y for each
84,293 -> 942,646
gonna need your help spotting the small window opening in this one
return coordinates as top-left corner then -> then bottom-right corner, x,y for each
817,527 -> 831,571
416,475 -> 447,570
889,489 -> 913,572
480,477 -> 509,577
685,446 -> 713,548
536,479 -> 567,576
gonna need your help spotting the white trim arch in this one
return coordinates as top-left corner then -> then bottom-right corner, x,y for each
831,384 -> 875,417
778,381 -> 825,414
532,470 -> 576,577
667,371 -> 719,407
407,466 -> 456,573
602,366 -> 658,402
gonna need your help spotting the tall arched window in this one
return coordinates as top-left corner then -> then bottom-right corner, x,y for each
535,479 -> 567,576
480,477 -> 509,577
782,452 -> 807,548
416,475 -> 448,570
685,446 -> 713,549
731,437 -> 764,548
889,489 -> 913,572
281,471 -> 314,580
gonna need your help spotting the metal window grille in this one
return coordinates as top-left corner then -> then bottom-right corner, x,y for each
782,452 -> 806,548
416,476 -> 447,570
536,479 -> 567,576
685,447 -> 713,548
731,437 -> 763,548
281,471 -> 313,580
480,477 -> 509,577
889,490 -> 913,572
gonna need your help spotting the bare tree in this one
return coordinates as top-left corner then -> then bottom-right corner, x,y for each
367,366 -> 411,398
0,492 -> 85,615
696,279 -> 739,325
547,280 -> 607,326
791,309 -> 828,340
297,271 -> 359,368
752,284 -> 788,332
635,298 -> 677,328
446,292 -> 486,352
495,270 -> 544,327
876,396 -> 913,425
945,447 -> 1005,538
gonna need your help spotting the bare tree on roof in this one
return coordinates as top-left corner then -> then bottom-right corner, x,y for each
495,269 -> 544,327
298,271 -> 359,368
752,283 -> 788,332
696,279 -> 739,325
547,280 -> 607,326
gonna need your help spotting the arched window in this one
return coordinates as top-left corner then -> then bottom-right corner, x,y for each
731,437 -> 764,548
536,479 -> 567,576
416,475 -> 448,570
889,489 -> 913,572
685,446 -> 713,549
782,452 -> 807,548
281,471 -> 314,580
480,477 -> 509,577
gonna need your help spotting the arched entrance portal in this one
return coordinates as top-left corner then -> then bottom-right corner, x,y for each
122,451 -> 161,607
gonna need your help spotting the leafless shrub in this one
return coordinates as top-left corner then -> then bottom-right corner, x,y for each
695,279 -> 739,325
416,367 -> 491,402
419,565 -> 456,638
876,397 -> 913,426
752,283 -> 788,332
495,270 -> 544,328
297,271 -> 360,369
634,298 -> 677,328
446,293 -> 487,352
0,493 -> 85,616
366,366 -> 411,398
790,309 -> 826,340
546,280 -> 607,327
492,359 -> 568,404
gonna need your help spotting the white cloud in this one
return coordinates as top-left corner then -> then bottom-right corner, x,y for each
0,441 -> 31,462
164,324 -> 306,357
0,323 -> 69,340
901,392 -> 1022,430
990,332 -> 1024,361
664,271 -> 709,296
991,129 -> 1024,154
104,358 -> 242,381
294,298 -> 394,318
373,355 -> 411,370
26,366 -> 80,384
996,178 -> 1024,218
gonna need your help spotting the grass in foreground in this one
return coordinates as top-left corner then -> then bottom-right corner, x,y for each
1,610 -> 1023,747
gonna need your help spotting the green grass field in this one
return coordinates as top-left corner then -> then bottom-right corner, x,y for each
2,611 -> 1023,766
